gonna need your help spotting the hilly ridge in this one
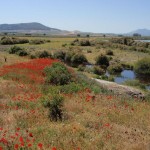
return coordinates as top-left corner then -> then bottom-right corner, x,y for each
127,29 -> 150,36
0,22 -> 70,35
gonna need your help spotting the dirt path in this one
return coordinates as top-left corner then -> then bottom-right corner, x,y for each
93,78 -> 145,99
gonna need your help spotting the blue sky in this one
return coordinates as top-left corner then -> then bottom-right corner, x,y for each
0,0 -> 150,33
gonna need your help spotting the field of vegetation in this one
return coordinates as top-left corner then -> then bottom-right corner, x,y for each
0,35 -> 150,150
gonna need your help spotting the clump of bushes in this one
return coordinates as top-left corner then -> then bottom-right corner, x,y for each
79,40 -> 91,46
87,49 -> 92,53
77,65 -> 85,71
9,46 -> 28,56
95,55 -> 109,68
108,64 -> 123,74
30,39 -> 45,45
44,62 -> 72,85
65,52 -> 75,64
37,51 -> 52,58
53,51 -> 66,61
71,53 -> 88,67
43,94 -> 64,121
70,39 -> 91,46
134,57 -> 150,77
1,36 -> 29,45
106,50 -> 113,55
70,39 -> 79,46
64,52 -> 88,67
62,43 -> 67,47
93,66 -> 105,75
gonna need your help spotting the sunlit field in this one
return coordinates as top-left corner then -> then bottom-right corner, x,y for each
0,44 -> 150,149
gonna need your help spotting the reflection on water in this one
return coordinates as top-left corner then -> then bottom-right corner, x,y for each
115,70 -> 136,84
107,70 -> 150,90
85,64 -> 150,90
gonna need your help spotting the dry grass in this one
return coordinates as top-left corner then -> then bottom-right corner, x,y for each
0,75 -> 150,149
0,39 -> 150,149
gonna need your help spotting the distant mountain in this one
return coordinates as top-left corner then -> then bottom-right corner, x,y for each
0,22 -> 71,35
127,29 -> 150,36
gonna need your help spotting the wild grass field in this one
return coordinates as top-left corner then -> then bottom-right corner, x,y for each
0,35 -> 150,150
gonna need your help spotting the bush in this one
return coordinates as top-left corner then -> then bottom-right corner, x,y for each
16,49 -> 28,56
65,52 -> 75,64
44,62 -> 72,85
95,55 -> 109,67
77,65 -> 85,71
71,53 -> 88,67
108,64 -> 123,74
1,37 -> 13,45
79,40 -> 91,46
70,39 -> 79,46
62,43 -> 67,47
87,49 -> 92,53
53,51 -> 66,61
9,46 -> 28,56
38,51 -> 52,58
30,39 -> 45,44
106,50 -> 113,55
9,46 -> 22,54
93,66 -> 105,75
13,38 -> 29,44
134,57 -> 150,77
43,95 -> 64,121
30,54 -> 37,59
1,36 -> 29,45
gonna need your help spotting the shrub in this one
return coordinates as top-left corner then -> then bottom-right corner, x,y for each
87,49 -> 92,53
30,54 -> 37,59
38,51 -> 52,58
134,57 -> 150,77
65,52 -> 74,63
79,40 -> 91,46
77,65 -> 85,71
1,36 -> 29,45
9,46 -> 28,56
70,39 -> 79,46
95,55 -> 109,67
9,46 -> 22,54
108,64 -> 123,74
43,95 -> 64,121
71,53 -> 88,67
30,39 -> 45,44
44,62 -> 72,85
53,51 -> 66,61
46,40 -> 51,43
121,63 -> 133,70
1,37 -> 13,45
13,38 -> 29,44
106,50 -> 113,55
62,43 -> 67,47
93,66 -> 105,75
16,49 -> 28,56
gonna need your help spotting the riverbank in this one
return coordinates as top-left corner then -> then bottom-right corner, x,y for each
93,78 -> 145,99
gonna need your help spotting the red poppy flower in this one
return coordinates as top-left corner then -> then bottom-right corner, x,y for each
29,133 -> 33,137
16,128 -> 20,131
52,147 -> 57,150
28,143 -> 32,147
38,143 -> 43,149
14,144 -> 19,149
0,146 -> 3,150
